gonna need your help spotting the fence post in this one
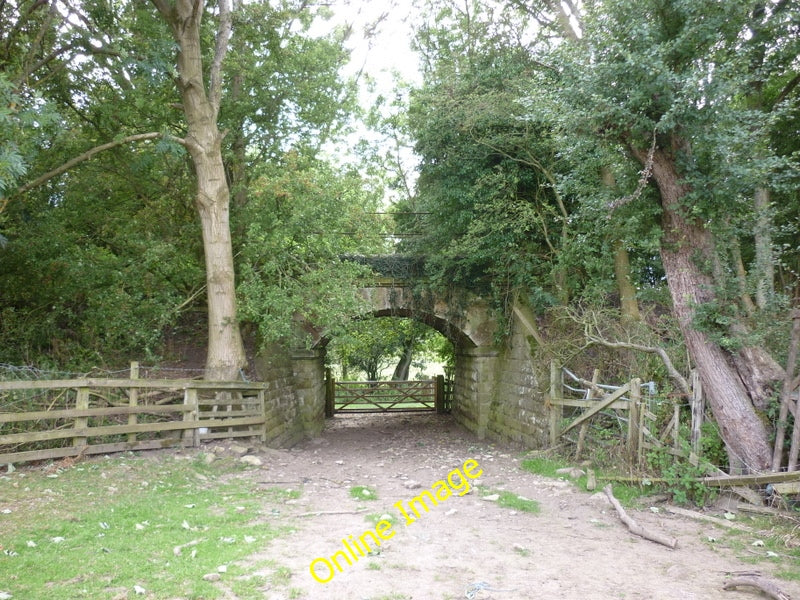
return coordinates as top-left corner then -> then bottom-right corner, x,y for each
690,370 -> 703,464
74,386 -> 90,448
325,369 -> 335,417
435,375 -> 445,413
257,389 -> 267,442
673,400 -> 681,455
628,378 -> 641,465
548,360 -> 563,446
575,369 -> 599,460
128,361 -> 139,444
183,387 -> 199,447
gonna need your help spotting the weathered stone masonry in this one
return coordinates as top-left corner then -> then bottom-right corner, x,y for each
251,294 -> 550,450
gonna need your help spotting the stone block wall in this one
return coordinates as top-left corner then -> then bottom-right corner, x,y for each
486,320 -> 548,447
290,348 -> 326,437
452,311 -> 548,448
253,343 -> 306,447
253,303 -> 549,451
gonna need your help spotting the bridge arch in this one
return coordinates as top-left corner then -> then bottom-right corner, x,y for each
262,280 -> 547,452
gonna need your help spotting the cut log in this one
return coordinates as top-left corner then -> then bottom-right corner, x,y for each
603,484 -> 678,549
723,576 -> 792,600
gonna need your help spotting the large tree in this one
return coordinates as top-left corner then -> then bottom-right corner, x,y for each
2,0 -> 362,374
409,0 -> 800,471
150,0 -> 246,380
522,0 -> 799,471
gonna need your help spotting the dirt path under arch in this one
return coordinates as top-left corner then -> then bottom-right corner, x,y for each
233,412 -> 799,600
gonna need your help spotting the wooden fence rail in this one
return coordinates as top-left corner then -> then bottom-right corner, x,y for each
548,361 -> 681,466
0,374 -> 267,466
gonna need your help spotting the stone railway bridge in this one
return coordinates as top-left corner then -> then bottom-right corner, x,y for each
253,258 -> 548,450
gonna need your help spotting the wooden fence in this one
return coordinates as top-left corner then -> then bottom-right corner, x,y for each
0,372 -> 267,466
325,375 -> 449,415
548,361 -> 689,465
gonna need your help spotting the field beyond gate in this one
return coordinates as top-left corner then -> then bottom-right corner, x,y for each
326,375 -> 450,415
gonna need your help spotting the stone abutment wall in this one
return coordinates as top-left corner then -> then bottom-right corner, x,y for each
451,311 -> 548,447
253,344 -> 321,447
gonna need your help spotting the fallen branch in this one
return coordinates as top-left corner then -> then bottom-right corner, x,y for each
586,336 -> 690,397
737,504 -> 800,522
597,471 -> 800,488
664,506 -> 752,532
723,576 -> 792,600
603,484 -> 678,549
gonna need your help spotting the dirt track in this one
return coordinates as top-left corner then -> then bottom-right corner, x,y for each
221,412 -> 800,600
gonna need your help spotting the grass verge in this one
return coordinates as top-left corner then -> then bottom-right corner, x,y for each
0,451 -> 295,599
520,455 -> 651,506
349,485 -> 378,501
478,486 -> 541,513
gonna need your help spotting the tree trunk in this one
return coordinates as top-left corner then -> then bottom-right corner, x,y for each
613,240 -> 641,322
154,0 -> 246,380
631,140 -> 772,472
601,166 -> 641,322
392,339 -> 414,381
731,238 -> 757,318
772,310 -> 800,471
754,187 -> 774,309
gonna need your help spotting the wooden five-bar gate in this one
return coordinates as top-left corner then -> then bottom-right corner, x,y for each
325,374 -> 451,416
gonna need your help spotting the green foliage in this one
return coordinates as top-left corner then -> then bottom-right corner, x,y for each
0,0 -> 368,369
223,0 -> 357,159
646,444 -> 717,506
404,0 -> 673,322
478,486 -> 541,513
0,168 -> 202,367
236,155 -> 386,348
406,2 -> 567,306
520,456 -> 568,480
327,316 -> 449,381
700,421 -> 729,470
544,0 -> 800,290
349,485 -> 378,501
520,456 -> 650,506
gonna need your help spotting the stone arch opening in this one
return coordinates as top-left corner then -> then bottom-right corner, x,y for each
320,312 -> 454,382
288,284 -> 502,438
257,287 -> 546,450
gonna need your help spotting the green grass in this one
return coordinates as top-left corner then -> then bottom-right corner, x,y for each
0,452 -> 297,599
520,456 -> 568,479
261,487 -> 302,502
478,486 -> 541,513
349,485 -> 378,500
364,512 -> 398,526
520,456 -> 651,506
708,516 -> 800,577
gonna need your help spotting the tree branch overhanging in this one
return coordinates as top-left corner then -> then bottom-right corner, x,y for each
586,335 -> 690,398
15,132 -> 186,196
572,308 -> 691,397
